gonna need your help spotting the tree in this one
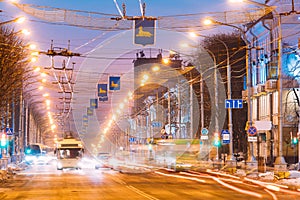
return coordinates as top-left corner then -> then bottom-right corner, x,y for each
199,32 -> 248,155
0,25 -> 30,128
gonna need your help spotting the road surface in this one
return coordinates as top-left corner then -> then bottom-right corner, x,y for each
0,161 -> 299,200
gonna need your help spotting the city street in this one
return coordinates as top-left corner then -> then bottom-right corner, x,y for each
1,0 -> 300,199
0,160 -> 299,200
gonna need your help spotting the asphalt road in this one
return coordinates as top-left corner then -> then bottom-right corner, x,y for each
0,162 -> 299,200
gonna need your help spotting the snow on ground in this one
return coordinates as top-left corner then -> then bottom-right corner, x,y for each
278,171 -> 300,187
235,169 -> 300,188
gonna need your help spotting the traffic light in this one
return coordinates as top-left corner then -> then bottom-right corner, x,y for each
213,132 -> 221,147
1,133 -> 7,147
291,137 -> 298,145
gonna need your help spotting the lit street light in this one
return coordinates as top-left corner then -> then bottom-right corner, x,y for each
189,32 -> 233,160
206,1 -> 288,169
203,18 -> 256,162
0,16 -> 26,26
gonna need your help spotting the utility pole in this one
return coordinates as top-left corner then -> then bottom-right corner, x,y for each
274,14 -> 287,169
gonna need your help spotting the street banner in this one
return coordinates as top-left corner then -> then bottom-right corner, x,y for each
98,83 -> 108,102
90,98 -> 98,109
134,19 -> 155,46
81,126 -> 87,135
98,84 -> 108,97
109,76 -> 121,91
83,115 -> 88,127
87,107 -> 93,116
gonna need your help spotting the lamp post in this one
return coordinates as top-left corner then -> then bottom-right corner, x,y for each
190,32 -> 233,160
230,0 -> 287,169
204,18 -> 256,162
202,48 -> 219,160
274,13 -> 286,168
0,16 -> 25,26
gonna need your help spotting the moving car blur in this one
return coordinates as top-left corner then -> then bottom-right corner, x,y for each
95,153 -> 112,169
24,143 -> 53,165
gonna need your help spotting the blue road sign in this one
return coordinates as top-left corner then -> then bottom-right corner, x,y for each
225,99 -> 243,109
201,128 -> 209,135
221,129 -> 229,135
221,129 -> 230,144
152,121 -> 162,127
247,126 -> 257,136
6,128 -> 13,136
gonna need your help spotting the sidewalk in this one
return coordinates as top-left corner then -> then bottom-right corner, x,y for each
189,160 -> 300,191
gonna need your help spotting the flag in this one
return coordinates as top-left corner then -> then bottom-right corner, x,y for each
83,115 -> 88,127
109,76 -> 121,90
87,107 -> 93,116
98,84 -> 108,97
90,98 -> 98,109
134,19 -> 155,46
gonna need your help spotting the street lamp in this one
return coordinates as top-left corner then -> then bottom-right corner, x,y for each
230,0 -> 288,172
196,47 -> 219,160
228,0 -> 271,8
203,18 -> 256,162
189,32 -> 233,160
0,16 -> 26,26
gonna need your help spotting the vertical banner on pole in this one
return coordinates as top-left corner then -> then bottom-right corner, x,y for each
83,115 -> 88,127
87,107 -> 93,116
90,99 -> 98,109
134,19 -> 155,46
109,76 -> 121,91
98,83 -> 108,102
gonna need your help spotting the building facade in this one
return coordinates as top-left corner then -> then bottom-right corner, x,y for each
245,0 -> 300,165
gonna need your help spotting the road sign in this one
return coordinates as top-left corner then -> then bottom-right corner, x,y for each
152,121 -> 162,127
221,129 -> 229,135
129,137 -> 135,143
248,136 -> 257,142
225,99 -> 243,109
201,128 -> 208,135
247,126 -> 257,136
201,135 -> 208,140
6,128 -> 13,136
221,130 -> 230,144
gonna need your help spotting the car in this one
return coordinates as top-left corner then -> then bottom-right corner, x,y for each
24,144 -> 46,165
95,153 -> 112,169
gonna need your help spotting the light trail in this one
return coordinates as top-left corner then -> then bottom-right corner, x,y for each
180,172 -> 263,198
155,171 -> 206,183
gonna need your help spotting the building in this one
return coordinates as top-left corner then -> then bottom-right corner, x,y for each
245,0 -> 300,166
130,49 -> 197,143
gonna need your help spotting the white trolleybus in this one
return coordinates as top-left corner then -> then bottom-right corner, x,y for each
55,137 -> 84,170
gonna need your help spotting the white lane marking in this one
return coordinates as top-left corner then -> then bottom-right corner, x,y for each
244,177 -> 289,189
264,189 -> 278,200
127,185 -> 159,200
